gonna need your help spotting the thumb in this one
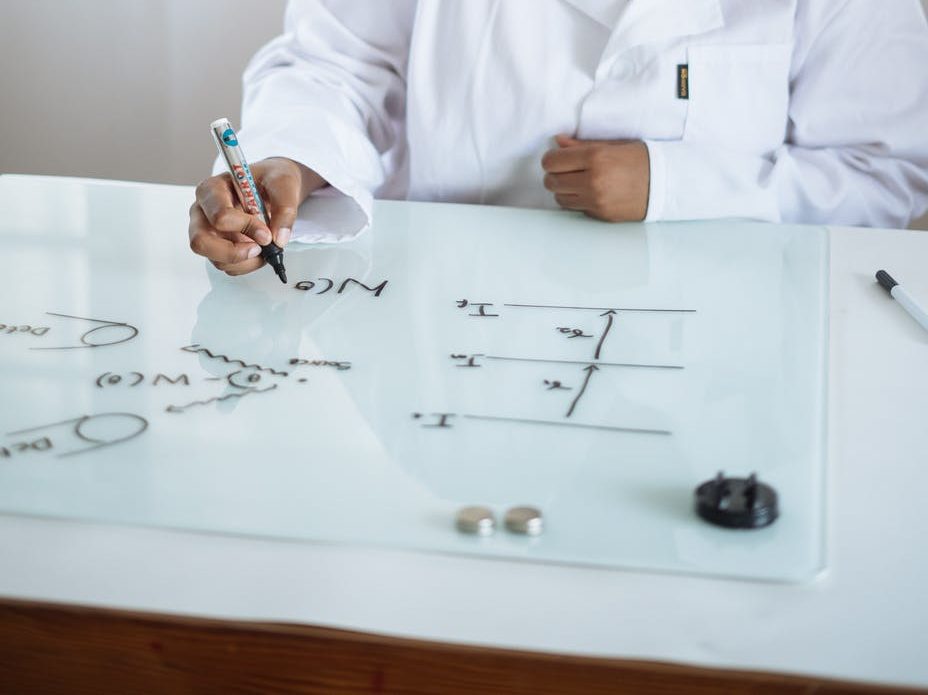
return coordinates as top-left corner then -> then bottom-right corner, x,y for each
267,199 -> 298,248
261,179 -> 302,248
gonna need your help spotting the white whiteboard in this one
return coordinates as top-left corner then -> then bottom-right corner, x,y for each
0,176 -> 827,582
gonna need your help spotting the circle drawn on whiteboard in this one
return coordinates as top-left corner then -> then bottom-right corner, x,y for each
70,413 -> 149,454
78,322 -> 139,348
31,312 -> 139,351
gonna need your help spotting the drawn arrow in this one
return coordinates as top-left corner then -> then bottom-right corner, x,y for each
566,364 -> 600,418
594,310 -> 617,361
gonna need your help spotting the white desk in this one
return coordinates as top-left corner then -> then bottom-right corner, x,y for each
0,175 -> 926,690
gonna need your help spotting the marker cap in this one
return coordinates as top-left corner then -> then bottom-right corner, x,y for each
876,269 -> 898,293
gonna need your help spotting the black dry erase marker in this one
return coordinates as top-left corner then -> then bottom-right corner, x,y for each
210,117 -> 287,283
876,270 -> 928,333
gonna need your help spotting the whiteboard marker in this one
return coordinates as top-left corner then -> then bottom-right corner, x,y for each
876,270 -> 928,333
210,118 -> 287,283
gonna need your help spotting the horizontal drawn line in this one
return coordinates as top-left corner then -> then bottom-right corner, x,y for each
7,417 -> 81,436
44,312 -> 131,326
503,303 -> 696,313
462,414 -> 671,436
485,356 -> 684,370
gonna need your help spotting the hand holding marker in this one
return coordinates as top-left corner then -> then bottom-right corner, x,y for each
210,118 -> 287,283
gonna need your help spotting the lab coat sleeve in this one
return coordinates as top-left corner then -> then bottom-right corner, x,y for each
214,0 -> 415,242
645,0 -> 928,228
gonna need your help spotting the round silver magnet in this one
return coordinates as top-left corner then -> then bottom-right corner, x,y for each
504,506 -> 544,536
455,506 -> 496,536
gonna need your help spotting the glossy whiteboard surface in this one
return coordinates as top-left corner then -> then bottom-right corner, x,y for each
0,176 -> 827,582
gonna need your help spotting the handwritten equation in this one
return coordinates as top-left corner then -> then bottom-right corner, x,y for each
1,312 -> 138,350
3,413 -> 149,459
295,277 -> 388,297
1,308 -> 355,458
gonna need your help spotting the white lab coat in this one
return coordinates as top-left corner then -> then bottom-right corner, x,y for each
231,0 -> 928,240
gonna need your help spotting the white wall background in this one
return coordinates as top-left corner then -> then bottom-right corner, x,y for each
0,0 -> 287,185
1,0 -> 926,228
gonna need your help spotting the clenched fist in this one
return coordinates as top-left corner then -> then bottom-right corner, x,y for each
542,135 -> 650,222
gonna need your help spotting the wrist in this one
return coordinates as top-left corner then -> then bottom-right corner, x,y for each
294,161 -> 327,200
263,157 -> 328,204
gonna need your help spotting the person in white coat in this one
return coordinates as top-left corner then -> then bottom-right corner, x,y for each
189,0 -> 928,276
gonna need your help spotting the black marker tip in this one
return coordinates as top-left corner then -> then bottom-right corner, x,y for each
876,269 -> 897,294
261,242 -> 288,284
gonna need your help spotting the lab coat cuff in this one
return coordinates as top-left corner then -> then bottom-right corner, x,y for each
643,140 -> 667,222
642,140 -> 781,222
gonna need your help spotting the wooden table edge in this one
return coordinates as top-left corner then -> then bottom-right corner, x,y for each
0,597 -> 922,694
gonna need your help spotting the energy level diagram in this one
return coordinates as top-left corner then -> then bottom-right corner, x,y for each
413,299 -> 697,436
